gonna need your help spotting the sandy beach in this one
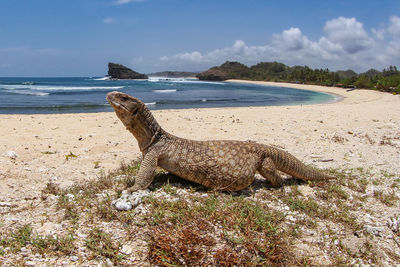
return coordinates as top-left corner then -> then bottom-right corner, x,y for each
1,80 -> 400,265
1,80 -> 399,199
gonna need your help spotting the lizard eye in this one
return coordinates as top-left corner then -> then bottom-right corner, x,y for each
132,108 -> 139,116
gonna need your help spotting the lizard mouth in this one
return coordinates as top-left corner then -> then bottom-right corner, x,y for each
109,100 -> 129,112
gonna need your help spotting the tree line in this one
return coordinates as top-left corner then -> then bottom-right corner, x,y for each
197,61 -> 400,94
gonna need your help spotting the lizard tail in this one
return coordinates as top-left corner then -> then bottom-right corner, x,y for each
263,145 -> 335,181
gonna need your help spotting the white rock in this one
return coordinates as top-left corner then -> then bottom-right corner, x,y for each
121,244 -> 134,255
304,229 -> 316,236
112,189 -> 150,211
20,247 -> 30,256
37,222 -> 62,236
364,225 -> 384,236
66,194 -> 75,201
25,261 -> 36,266
0,202 -> 12,207
77,232 -> 86,238
297,185 -> 314,197
4,150 -> 18,159
47,195 -> 58,202
70,255 -> 79,262
113,198 -> 133,211
387,216 -> 400,232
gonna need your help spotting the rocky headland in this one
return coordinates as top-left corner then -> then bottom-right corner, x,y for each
107,62 -> 148,79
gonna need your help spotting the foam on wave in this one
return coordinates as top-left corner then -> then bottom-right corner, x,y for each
152,89 -> 177,93
7,90 -> 49,96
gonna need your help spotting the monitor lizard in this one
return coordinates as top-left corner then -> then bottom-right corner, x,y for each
106,91 -> 334,192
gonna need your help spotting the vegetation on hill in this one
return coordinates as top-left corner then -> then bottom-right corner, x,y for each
148,71 -> 198,78
197,61 -> 400,94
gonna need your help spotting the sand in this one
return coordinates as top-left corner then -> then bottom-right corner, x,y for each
1,80 -> 399,201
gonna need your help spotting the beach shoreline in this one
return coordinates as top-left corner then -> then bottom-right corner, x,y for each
227,79 -> 346,103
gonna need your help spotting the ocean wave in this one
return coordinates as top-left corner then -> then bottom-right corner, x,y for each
145,102 -> 156,106
173,80 -> 225,85
90,76 -> 110,81
1,84 -> 124,91
147,77 -> 224,85
6,90 -> 49,96
152,89 -> 177,93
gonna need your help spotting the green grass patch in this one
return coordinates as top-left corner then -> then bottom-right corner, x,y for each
85,228 -> 124,264
0,224 -> 75,256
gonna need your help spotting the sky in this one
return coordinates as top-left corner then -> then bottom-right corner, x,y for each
0,0 -> 400,76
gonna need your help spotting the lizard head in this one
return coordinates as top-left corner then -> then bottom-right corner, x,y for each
106,91 -> 144,128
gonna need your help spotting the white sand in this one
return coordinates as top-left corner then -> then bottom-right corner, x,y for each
1,80 -> 399,201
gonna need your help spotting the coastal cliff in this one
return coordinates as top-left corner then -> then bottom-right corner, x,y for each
108,63 -> 148,79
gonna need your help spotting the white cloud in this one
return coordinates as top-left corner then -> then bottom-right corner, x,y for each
323,17 -> 372,54
388,16 -> 400,39
113,0 -> 145,5
160,16 -> 400,72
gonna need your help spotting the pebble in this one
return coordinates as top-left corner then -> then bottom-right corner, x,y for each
0,202 -> 12,207
387,216 -> 400,232
20,247 -> 30,257
112,189 -> 150,211
304,229 -> 316,236
121,244 -> 134,255
25,261 -> 36,266
364,225 -> 385,237
3,150 -> 18,159
297,185 -> 314,197
70,256 -> 79,262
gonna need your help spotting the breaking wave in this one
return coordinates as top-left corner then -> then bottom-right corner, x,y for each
152,89 -> 177,93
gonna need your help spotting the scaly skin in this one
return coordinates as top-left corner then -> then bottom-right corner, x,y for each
106,91 -> 334,192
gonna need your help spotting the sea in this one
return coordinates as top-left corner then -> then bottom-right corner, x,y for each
0,77 -> 336,114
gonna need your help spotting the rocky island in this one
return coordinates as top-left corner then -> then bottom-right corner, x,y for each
108,62 -> 148,79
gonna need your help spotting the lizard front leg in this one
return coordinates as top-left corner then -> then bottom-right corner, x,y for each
128,150 -> 158,193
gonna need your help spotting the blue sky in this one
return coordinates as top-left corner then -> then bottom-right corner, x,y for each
0,0 -> 399,76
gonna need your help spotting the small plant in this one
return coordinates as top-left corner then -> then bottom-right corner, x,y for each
373,190 -> 399,206
93,161 -> 100,169
85,228 -> 123,264
41,151 -> 56,155
0,225 -> 76,256
65,152 -> 78,161
328,185 -> 349,199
